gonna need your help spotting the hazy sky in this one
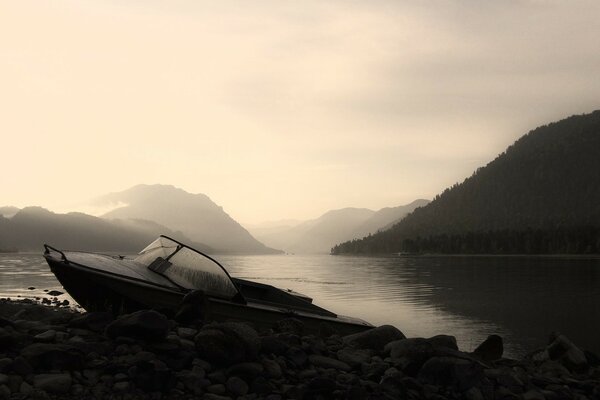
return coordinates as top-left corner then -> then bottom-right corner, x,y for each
2,0 -> 599,224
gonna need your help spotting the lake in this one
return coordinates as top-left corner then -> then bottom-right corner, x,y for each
1,253 -> 599,358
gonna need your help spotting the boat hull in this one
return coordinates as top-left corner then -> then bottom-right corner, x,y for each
45,256 -> 373,335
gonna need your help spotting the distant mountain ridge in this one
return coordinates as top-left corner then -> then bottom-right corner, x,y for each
0,206 -> 210,253
251,200 -> 429,253
98,184 -> 280,254
332,111 -> 600,255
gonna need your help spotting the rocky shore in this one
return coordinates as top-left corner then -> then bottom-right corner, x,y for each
0,298 -> 598,400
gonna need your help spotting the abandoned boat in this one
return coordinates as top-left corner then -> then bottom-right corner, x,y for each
43,235 -> 373,335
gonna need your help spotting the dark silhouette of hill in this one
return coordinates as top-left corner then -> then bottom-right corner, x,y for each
98,184 -> 280,254
333,111 -> 600,254
251,200 -> 428,254
0,207 -> 212,253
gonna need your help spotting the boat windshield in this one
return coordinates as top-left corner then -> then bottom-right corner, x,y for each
134,236 -> 239,300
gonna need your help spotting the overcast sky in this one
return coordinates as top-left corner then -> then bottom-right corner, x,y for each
1,0 -> 599,224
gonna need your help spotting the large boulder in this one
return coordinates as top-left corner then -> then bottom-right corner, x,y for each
343,325 -> 405,352
21,343 -> 85,370
105,310 -> 169,341
385,335 -> 458,375
69,312 -> 114,332
33,373 -> 72,394
546,333 -> 588,373
472,335 -> 503,362
195,322 -> 260,365
418,356 -> 484,391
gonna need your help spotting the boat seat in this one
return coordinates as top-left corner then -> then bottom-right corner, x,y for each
148,257 -> 172,274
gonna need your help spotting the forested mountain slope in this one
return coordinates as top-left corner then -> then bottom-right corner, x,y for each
332,111 -> 600,254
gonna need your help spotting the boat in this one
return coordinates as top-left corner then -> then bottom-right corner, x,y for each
43,235 -> 373,335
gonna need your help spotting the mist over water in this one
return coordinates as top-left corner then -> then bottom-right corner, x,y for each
3,253 -> 597,358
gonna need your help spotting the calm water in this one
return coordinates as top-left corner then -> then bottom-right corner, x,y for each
1,253 -> 599,358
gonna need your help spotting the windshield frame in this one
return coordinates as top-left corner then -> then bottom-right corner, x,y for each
138,235 -> 244,302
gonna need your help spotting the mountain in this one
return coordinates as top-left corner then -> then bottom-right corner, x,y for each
98,184 -> 280,254
0,207 -> 211,253
350,199 -> 430,238
332,111 -> 600,255
0,206 -> 19,218
252,201 -> 428,254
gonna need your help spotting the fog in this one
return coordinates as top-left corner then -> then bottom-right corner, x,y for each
1,0 -> 599,224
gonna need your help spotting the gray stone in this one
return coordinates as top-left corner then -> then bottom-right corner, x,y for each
227,362 -> 264,379
34,330 -> 56,343
418,356 -> 484,392
523,390 -> 546,400
105,310 -> 169,341
226,376 -> 249,396
207,383 -> 227,394
21,343 -> 85,370
69,312 -> 114,332
343,325 -> 406,351
112,381 -> 130,391
19,381 -> 33,396
10,356 -> 33,376
195,322 -> 260,365
546,333 -> 588,373
0,385 -> 9,400
0,359 -> 11,373
34,373 -> 72,394
262,358 -> 282,378
337,348 -> 373,368
306,354 -> 349,371
276,318 -> 304,335
176,327 -> 197,339
473,335 -> 503,362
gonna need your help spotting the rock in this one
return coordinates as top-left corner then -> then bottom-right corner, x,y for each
130,359 -> 175,392
207,383 -> 227,394
195,322 -> 260,365
0,328 -> 15,350
380,374 -> 407,397
10,356 -> 33,376
473,335 -> 503,362
523,390 -> 546,400
19,381 -> 33,396
260,335 -> 290,355
428,335 -> 458,351
262,358 -> 282,378
276,318 -> 304,335
337,348 -> 373,368
286,347 -> 308,367
227,362 -> 264,380
33,373 -> 72,394
176,327 -> 197,340
0,359 -> 10,373
306,376 -> 336,397
105,310 -> 169,341
113,381 -> 130,391
46,290 -> 63,296
34,330 -> 56,343
69,312 -> 114,332
308,354 -> 351,371
0,385 -> 9,400
204,394 -> 232,400
546,333 -> 588,373
418,356 -> 484,392
226,376 -> 248,396
343,325 -> 406,351
0,375 -> 6,386
28,287 -> 35,290
21,343 -> 85,370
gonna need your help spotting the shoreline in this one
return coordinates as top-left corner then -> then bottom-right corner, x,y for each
1,298 -> 598,400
